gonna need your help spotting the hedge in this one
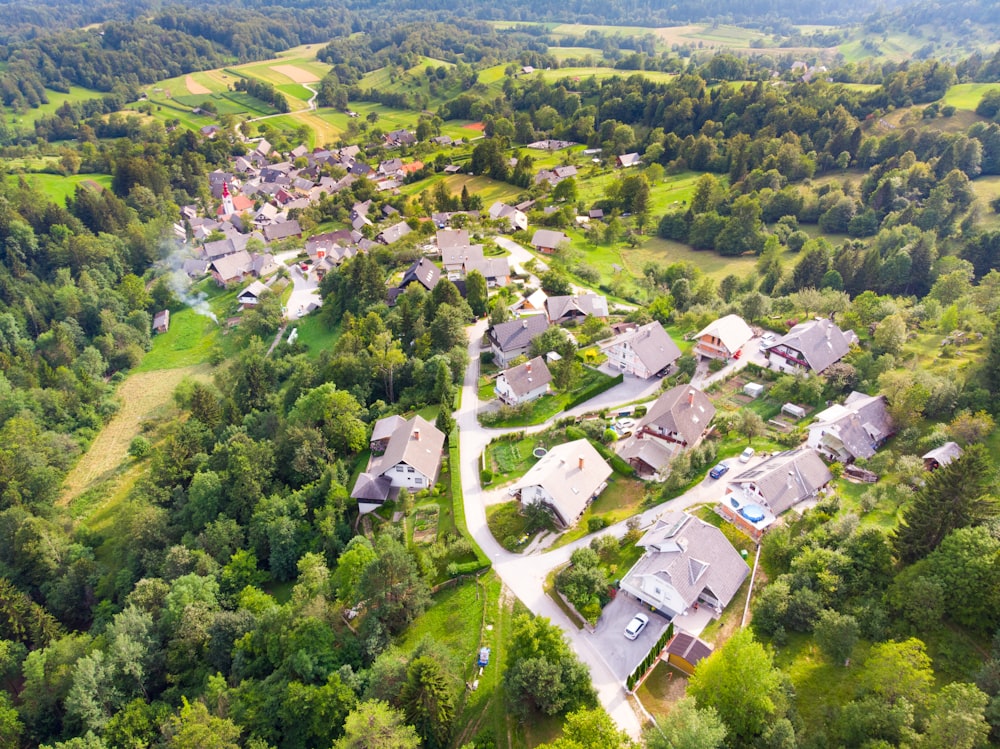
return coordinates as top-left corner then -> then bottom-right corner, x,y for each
626,621 -> 675,691
448,428 -> 491,574
592,439 -> 635,477
564,372 -> 623,410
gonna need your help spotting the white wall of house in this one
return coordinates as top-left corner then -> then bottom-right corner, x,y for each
383,462 -> 432,489
621,572 -> 687,617
492,343 -> 529,367
495,376 -> 549,405
768,347 -> 809,375
806,428 -> 849,462
606,343 -> 652,378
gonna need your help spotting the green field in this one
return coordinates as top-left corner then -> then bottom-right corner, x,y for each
535,67 -> 676,85
5,84 -> 105,130
942,82 -> 1000,111
134,307 -> 221,372
6,172 -> 112,204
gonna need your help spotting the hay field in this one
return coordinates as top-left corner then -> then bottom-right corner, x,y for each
185,75 -> 212,95
271,64 -> 320,83
59,364 -> 213,505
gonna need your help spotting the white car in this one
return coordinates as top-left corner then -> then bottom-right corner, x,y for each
759,332 -> 777,351
740,447 -> 756,463
624,613 -> 650,640
616,417 -> 636,431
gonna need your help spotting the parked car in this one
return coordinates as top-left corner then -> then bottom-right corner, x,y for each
759,332 -> 776,351
709,462 -> 730,479
740,447 -> 756,463
624,613 -> 649,640
616,418 -> 636,432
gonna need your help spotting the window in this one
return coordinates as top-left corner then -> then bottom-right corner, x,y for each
407,467 -> 415,473
415,478 -> 423,485
395,466 -> 404,472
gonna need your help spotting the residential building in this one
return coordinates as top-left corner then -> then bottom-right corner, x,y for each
237,280 -> 270,308
397,257 -> 441,292
806,391 -> 895,463
616,153 -> 641,168
464,257 -> 511,287
721,448 -> 833,537
487,315 -> 550,366
531,229 -> 569,254
377,221 -> 412,245
619,511 -> 749,618
488,201 -> 528,232
693,314 -> 753,361
766,318 -> 855,375
511,439 -> 612,528
366,414 -> 444,492
208,250 -> 253,286
153,310 -> 170,334
263,220 -> 302,243
495,356 -> 553,405
545,293 -> 609,324
511,288 -> 548,315
601,320 -> 681,379
619,385 -> 715,475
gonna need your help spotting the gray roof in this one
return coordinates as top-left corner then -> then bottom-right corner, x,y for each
263,220 -> 302,242
512,439 -> 612,527
545,293 -> 609,323
437,229 -> 470,252
810,391 -> 894,461
351,472 -> 393,502
378,221 -> 412,245
641,384 -> 715,447
531,229 -> 569,249
618,436 -> 677,473
371,414 -> 408,444
400,258 -> 441,291
606,321 -> 681,375
498,356 -> 552,398
922,441 -> 963,467
773,318 -> 853,373
623,511 -> 749,612
617,153 -> 641,166
465,256 -> 510,281
488,315 -> 550,354
729,448 -> 832,516
370,415 -> 444,482
442,243 -> 484,269
203,234 -> 249,260
238,280 -> 269,301
209,250 -> 253,282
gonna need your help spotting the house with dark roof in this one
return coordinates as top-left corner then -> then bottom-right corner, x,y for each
237,280 -> 270,308
384,129 -> 416,148
398,258 -> 441,292
545,293 -> 609,324
377,221 -> 412,245
922,441 -> 963,471
806,391 -> 895,463
511,439 -> 612,528
618,385 -> 715,475
619,511 -> 749,618
693,314 -> 753,361
531,229 -> 569,254
208,250 -> 253,286
721,448 -> 833,537
263,220 -> 302,243
487,315 -> 550,366
495,356 -> 553,406
601,320 -> 681,379
766,318 -> 855,375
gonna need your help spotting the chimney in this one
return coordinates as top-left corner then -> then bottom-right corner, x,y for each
526,361 -> 532,373
414,429 -> 420,441
578,456 -> 585,470
522,319 -> 528,328
688,389 -> 695,406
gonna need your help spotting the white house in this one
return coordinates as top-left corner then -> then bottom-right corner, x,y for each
806,391 -> 895,463
353,415 -> 445,512
600,320 -> 681,379
693,314 -> 753,360
511,439 -> 612,528
619,511 -> 749,618
495,356 -> 553,406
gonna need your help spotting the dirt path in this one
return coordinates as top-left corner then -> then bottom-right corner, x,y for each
185,75 -> 212,95
59,364 -> 213,505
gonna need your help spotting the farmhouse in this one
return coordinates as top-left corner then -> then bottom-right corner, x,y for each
601,320 -> 681,379
510,439 -> 612,528
545,293 -> 609,324
487,315 -> 550,366
693,314 -> 753,361
721,448 -> 833,536
616,152 -> 641,168
531,229 -> 569,254
619,511 -> 749,619
806,391 -> 895,463
766,318 -> 855,375
488,201 -> 528,232
495,356 -> 553,406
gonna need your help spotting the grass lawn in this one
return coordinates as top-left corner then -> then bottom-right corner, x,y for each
291,313 -> 340,356
6,172 -> 112,205
486,501 -> 539,551
943,82 -> 1000,111
4,84 -> 104,130
135,307 -> 221,371
534,67 -> 676,85
636,659 -> 690,719
552,473 -> 648,547
480,367 -> 617,428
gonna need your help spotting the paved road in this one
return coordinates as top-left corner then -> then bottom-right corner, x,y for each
272,250 -> 322,320
455,320 -> 770,737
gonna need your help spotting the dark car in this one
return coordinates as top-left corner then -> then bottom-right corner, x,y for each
709,462 -> 730,479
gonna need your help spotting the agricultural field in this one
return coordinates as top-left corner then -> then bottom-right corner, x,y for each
942,82 -> 1000,111
534,67 -> 676,85
4,172 -> 111,204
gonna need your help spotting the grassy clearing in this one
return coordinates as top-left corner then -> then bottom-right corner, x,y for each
943,82 -> 1000,110
4,85 -> 104,129
480,367 -> 617,428
5,172 -> 112,204
553,474 -> 648,547
135,308 -> 221,371
637,659 -> 690,719
291,313 -> 340,355
534,67 -> 676,85
60,364 -> 213,505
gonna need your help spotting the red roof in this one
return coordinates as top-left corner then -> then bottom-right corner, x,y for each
401,161 -> 424,174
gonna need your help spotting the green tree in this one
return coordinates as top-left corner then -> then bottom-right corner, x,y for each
537,707 -> 636,748
401,656 -> 455,749
369,332 -> 407,403
465,270 -> 489,317
892,444 -> 997,564
814,609 -> 859,665
920,682 -> 990,749
734,409 -> 765,444
357,536 -> 431,635
873,313 -> 907,356
0,691 -> 23,749
687,628 -> 784,745
289,383 -> 367,455
334,700 -> 420,749
645,697 -> 727,749
334,536 -> 377,605
162,699 -> 241,749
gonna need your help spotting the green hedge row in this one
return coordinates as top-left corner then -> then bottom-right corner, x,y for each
592,439 -> 635,477
625,621 -> 674,691
564,372 -> 623,410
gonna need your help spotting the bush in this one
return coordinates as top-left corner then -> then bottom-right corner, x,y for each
588,516 -> 609,532
480,468 -> 494,485
565,373 -> 623,409
708,358 -> 726,373
129,436 -> 152,459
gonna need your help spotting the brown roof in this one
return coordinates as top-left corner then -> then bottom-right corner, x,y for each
665,632 -> 713,667
371,415 -> 444,482
498,356 -> 552,398
641,384 -> 715,446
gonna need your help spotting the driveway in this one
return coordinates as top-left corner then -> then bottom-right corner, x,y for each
285,263 -> 322,319
592,595 -> 672,681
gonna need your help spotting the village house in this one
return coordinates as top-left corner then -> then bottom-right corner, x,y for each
495,356 -> 553,406
208,250 -> 253,286
618,385 -> 715,476
601,320 -> 681,379
806,391 -> 895,463
152,310 -> 170,334
545,293 -> 609,325
922,441 -> 963,471
766,318 -> 855,375
465,257 -> 511,287
619,511 -> 749,618
237,280 -> 270,308
616,153 -> 641,168
531,229 -> 569,254
352,415 -> 445,514
720,448 -> 833,537
377,221 -> 412,245
510,288 -> 548,316
263,220 -> 302,243
510,439 -> 612,528
488,201 -> 529,232
397,257 -> 441,294
693,314 -> 754,361
487,315 -> 550,366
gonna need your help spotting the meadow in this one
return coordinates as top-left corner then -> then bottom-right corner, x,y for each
5,172 -> 111,204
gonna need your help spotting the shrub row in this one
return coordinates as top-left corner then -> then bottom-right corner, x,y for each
625,621 -> 674,691
565,372 -> 623,410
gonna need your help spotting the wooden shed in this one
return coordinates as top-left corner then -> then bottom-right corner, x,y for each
664,632 -> 713,676
153,310 -> 170,334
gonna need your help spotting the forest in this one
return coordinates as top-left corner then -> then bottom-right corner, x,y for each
3,1 -> 1000,747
